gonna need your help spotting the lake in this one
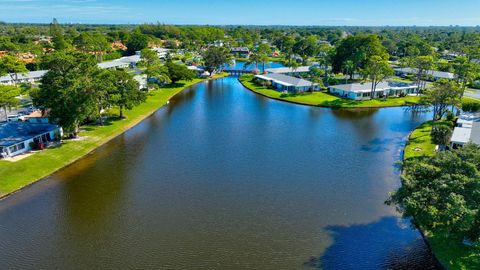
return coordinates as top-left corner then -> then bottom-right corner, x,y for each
0,76 -> 440,269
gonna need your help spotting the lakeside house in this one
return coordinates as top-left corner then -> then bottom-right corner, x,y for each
450,113 -> 480,148
329,81 -> 419,100
264,66 -> 312,76
231,47 -> 251,58
254,73 -> 319,93
0,122 -> 62,158
394,67 -> 456,81
0,70 -> 48,85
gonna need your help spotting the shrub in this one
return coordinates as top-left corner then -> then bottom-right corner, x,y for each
431,125 -> 452,145
446,110 -> 455,121
462,101 -> 480,112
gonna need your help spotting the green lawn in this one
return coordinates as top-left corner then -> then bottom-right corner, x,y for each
0,73 -> 228,198
403,120 -> 453,160
239,74 -> 422,108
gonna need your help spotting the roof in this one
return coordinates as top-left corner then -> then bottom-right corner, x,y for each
255,73 -> 315,88
451,127 -> 472,144
0,122 -> 59,147
330,81 -> 418,93
98,55 -> 141,69
265,66 -> 311,74
451,113 -> 480,145
394,67 -> 456,80
0,70 -> 48,83
231,47 -> 249,52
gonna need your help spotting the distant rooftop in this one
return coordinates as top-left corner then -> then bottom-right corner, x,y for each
265,66 -> 311,74
0,70 -> 48,83
255,73 -> 314,87
394,67 -> 456,80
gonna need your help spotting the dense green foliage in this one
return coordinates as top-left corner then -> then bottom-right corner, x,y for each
391,144 -> 480,243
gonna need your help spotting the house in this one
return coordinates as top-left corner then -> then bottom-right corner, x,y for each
265,66 -> 312,76
97,54 -> 141,70
394,67 -> 456,81
134,75 -> 148,89
0,70 -> 48,85
0,122 -> 62,158
231,47 -> 251,58
329,81 -> 419,100
187,65 -> 205,76
152,47 -> 170,59
451,113 -> 480,148
254,73 -> 320,93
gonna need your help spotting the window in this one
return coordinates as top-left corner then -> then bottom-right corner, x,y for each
9,142 -> 25,153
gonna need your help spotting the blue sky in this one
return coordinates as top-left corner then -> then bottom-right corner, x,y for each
1,0 -> 480,26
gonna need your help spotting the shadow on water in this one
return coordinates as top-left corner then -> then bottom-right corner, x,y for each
303,216 -> 441,270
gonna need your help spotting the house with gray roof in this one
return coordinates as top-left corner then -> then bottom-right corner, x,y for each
0,122 -> 62,158
254,73 -> 319,93
329,81 -> 419,100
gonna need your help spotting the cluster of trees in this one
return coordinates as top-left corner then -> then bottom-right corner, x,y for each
389,144 -> 480,243
31,52 -> 146,136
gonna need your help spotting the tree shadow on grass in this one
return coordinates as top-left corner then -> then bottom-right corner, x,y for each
303,216 -> 441,270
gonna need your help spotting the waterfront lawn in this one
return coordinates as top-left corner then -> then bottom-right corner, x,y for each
403,120 -> 453,160
0,73 -> 227,197
239,74 -> 422,108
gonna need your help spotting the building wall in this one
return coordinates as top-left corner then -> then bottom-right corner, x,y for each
1,128 -> 61,158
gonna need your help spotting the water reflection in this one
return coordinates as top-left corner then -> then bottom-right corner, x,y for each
313,216 -> 440,270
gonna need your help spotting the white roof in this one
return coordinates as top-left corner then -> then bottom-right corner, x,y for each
97,55 -> 140,69
395,67 -> 456,80
265,66 -> 311,74
451,127 -> 472,144
0,70 -> 48,83
255,73 -> 315,88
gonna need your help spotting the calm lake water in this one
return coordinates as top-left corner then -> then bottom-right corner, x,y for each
0,77 -> 440,269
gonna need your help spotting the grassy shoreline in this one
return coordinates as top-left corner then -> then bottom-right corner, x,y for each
0,73 -> 228,199
239,74 -> 423,108
403,120 -> 479,269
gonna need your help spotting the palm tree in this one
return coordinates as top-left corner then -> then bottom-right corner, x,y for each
342,60 -> 355,83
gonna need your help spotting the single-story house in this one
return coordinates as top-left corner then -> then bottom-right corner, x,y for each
254,73 -> 320,93
98,54 -> 141,70
0,122 -> 62,158
0,70 -> 48,85
152,47 -> 170,59
231,47 -> 251,58
329,81 -> 419,100
451,113 -> 480,148
134,75 -> 148,89
265,66 -> 312,76
187,65 -> 205,76
394,67 -> 456,81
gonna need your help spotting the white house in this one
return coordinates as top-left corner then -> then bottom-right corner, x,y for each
152,47 -> 170,59
0,122 -> 62,158
394,67 -> 456,81
254,73 -> 320,93
329,81 -> 419,100
97,54 -> 141,70
265,66 -> 312,76
451,113 -> 480,148
0,70 -> 48,85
